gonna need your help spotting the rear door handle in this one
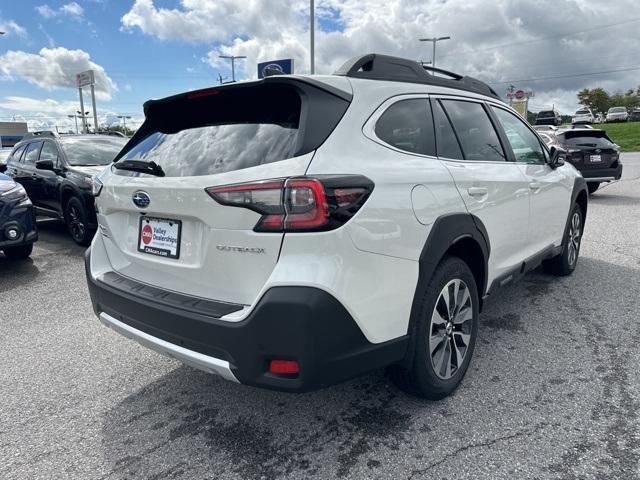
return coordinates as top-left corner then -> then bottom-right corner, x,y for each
467,187 -> 488,197
529,182 -> 542,191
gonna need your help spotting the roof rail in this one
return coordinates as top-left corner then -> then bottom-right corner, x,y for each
22,131 -> 58,141
334,53 -> 501,100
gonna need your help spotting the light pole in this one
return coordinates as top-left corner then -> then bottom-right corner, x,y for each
68,114 -> 79,134
77,110 -> 90,133
310,0 -> 315,74
419,36 -> 451,69
117,115 -> 131,132
219,55 -> 246,82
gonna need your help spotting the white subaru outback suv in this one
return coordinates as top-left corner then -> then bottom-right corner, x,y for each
86,54 -> 587,399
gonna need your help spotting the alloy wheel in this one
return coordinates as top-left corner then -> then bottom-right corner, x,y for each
567,212 -> 581,266
429,279 -> 473,380
68,204 -> 85,242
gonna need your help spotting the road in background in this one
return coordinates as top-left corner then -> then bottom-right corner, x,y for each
1,155 -> 639,480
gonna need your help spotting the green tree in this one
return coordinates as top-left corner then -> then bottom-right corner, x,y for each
577,87 -> 610,115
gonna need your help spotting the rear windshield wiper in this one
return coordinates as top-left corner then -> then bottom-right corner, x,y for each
113,160 -> 165,177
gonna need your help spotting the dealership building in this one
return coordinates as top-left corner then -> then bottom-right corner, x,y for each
0,122 -> 28,148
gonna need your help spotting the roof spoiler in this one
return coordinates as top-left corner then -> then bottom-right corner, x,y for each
334,53 -> 501,100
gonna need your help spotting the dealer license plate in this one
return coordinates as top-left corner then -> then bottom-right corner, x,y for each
589,155 -> 602,163
138,216 -> 182,259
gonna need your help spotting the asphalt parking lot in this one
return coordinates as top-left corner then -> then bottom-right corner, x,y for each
1,154 -> 639,480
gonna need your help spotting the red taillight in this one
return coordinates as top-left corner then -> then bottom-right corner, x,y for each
284,178 -> 329,230
268,359 -> 300,376
206,176 -> 373,233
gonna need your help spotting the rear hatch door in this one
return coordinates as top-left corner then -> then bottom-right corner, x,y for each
97,78 -> 351,306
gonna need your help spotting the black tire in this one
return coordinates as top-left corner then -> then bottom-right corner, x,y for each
390,256 -> 479,400
542,203 -> 583,276
3,243 -> 33,259
587,182 -> 600,195
65,196 -> 93,246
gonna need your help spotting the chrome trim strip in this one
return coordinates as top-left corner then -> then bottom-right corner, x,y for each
98,312 -> 239,383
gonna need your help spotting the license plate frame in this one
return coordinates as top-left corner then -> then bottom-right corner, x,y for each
137,216 -> 182,259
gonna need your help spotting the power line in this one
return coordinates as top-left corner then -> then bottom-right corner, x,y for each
487,65 -> 640,86
439,17 -> 640,59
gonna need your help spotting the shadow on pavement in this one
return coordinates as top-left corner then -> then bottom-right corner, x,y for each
99,256 -> 638,480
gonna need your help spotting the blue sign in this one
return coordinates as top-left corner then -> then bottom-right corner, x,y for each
257,59 -> 294,79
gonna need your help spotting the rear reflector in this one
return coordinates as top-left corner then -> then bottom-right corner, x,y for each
206,175 -> 373,233
268,359 -> 300,375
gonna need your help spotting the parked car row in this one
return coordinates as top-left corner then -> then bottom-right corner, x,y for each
0,131 -> 127,257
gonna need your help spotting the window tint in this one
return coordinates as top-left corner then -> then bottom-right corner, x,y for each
441,100 -> 506,162
39,142 -> 59,165
60,137 -> 126,166
559,133 -> 616,149
374,99 -> 435,155
9,144 -> 26,162
492,107 -> 546,164
23,142 -> 42,165
432,100 -> 464,160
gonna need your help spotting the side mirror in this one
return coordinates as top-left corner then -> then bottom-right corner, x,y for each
548,147 -> 566,168
35,159 -> 55,171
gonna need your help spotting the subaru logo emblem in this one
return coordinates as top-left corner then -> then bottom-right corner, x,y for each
132,191 -> 150,208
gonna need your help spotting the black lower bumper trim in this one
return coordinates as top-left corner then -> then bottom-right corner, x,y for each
580,163 -> 623,180
85,249 -> 408,391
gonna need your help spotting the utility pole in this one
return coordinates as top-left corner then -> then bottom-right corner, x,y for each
418,36 -> 451,69
90,84 -> 98,133
310,0 -> 315,74
219,55 -> 246,82
117,115 -> 131,132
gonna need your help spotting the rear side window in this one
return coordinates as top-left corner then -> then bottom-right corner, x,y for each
118,82 -> 349,177
433,100 -> 464,160
441,100 -> 506,162
374,99 -> 435,156
23,142 -> 42,165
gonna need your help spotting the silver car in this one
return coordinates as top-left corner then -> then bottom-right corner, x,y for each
606,106 -> 629,123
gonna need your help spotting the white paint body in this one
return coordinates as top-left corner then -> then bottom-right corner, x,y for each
89,75 -> 580,345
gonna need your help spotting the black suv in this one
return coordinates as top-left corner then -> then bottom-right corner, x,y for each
548,127 -> 623,194
5,132 -> 127,245
535,109 -> 562,126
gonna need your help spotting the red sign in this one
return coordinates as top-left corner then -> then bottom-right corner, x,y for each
141,224 -> 153,245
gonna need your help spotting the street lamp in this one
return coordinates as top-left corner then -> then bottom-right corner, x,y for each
77,110 -> 90,133
418,36 -> 451,69
310,0 -> 315,74
117,115 -> 131,131
219,55 -> 246,82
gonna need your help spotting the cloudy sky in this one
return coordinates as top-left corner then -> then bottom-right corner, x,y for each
1,0 -> 639,131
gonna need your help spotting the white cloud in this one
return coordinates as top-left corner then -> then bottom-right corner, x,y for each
36,2 -> 84,21
0,47 -> 117,101
0,96 -> 80,116
121,0 -> 640,113
0,18 -> 27,37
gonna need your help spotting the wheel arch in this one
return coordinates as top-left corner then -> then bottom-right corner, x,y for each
401,213 -> 489,367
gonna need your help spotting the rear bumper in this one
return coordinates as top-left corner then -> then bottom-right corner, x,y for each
85,249 -> 408,392
0,203 -> 37,249
579,163 -> 623,182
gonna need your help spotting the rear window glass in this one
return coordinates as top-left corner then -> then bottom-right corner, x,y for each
118,83 -> 315,177
560,132 -> 615,148
374,99 -> 435,156
538,111 -> 555,117
121,124 -> 299,177
61,137 -> 127,166
575,110 -> 589,115
609,107 -> 626,113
